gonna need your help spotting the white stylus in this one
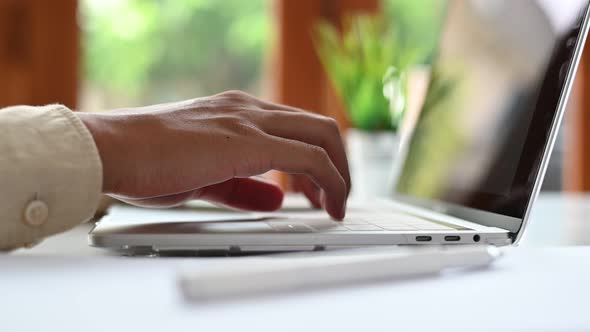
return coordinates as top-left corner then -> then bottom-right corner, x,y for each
178,245 -> 502,301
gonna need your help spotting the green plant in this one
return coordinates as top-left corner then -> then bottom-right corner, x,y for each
314,14 -> 428,132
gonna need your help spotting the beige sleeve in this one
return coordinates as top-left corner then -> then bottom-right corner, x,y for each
0,105 -> 102,250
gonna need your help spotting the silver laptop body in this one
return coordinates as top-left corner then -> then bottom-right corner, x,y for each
89,0 -> 590,253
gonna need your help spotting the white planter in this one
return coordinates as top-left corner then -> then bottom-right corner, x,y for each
346,129 -> 400,199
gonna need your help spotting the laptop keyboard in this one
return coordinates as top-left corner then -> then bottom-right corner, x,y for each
268,212 -> 466,233
339,213 -> 458,231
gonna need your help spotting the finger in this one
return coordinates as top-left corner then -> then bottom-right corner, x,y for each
256,110 -> 351,196
195,177 -> 284,211
291,175 -> 322,208
256,99 -> 306,114
225,93 -> 351,197
259,135 -> 347,220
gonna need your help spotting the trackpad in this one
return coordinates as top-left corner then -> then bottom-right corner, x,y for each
190,220 -> 314,234
186,222 -> 276,233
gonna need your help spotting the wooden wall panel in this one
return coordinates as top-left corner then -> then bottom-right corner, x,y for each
0,0 -> 79,109
564,44 -> 590,191
272,0 -> 325,115
271,0 -> 379,188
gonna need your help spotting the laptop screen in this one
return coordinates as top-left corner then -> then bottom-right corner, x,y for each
394,0 -> 589,230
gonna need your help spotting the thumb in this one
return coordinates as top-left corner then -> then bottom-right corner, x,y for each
195,177 -> 284,212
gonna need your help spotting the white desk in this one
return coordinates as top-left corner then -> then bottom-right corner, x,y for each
4,194 -> 590,332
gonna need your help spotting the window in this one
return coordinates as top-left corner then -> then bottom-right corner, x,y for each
80,0 -> 271,110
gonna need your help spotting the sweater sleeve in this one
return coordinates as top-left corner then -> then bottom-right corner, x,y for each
0,105 -> 102,250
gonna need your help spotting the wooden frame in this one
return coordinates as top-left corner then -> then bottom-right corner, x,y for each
565,45 -> 590,192
0,0 -> 79,109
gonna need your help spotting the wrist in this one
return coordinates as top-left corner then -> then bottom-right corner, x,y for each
77,112 -> 121,194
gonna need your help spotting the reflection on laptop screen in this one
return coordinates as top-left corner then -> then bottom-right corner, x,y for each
396,0 -> 589,219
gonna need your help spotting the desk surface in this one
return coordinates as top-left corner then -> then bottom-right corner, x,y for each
5,193 -> 590,332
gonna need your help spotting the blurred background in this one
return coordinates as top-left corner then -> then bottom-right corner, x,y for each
0,0 -> 588,195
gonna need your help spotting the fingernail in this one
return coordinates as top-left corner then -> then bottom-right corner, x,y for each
340,201 -> 347,220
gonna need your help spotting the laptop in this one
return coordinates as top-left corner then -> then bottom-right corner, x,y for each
89,0 -> 590,254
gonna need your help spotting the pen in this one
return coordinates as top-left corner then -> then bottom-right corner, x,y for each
178,245 -> 501,301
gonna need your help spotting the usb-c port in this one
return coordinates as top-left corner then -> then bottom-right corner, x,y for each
415,236 -> 432,242
444,235 -> 461,242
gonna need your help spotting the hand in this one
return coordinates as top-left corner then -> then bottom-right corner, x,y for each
77,91 -> 350,220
